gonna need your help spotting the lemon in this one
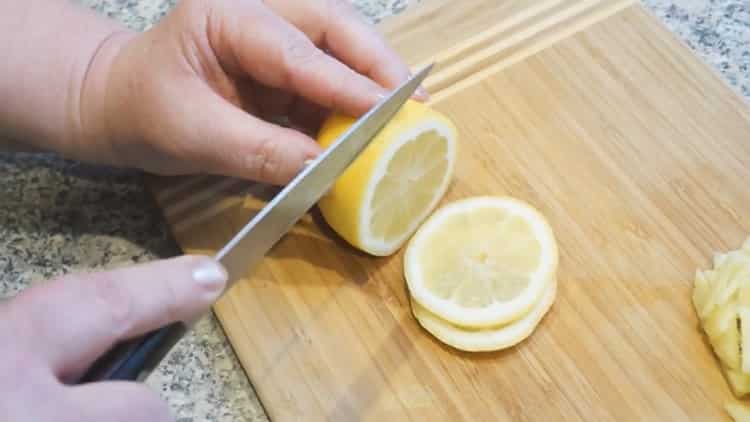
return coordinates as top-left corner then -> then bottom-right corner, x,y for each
411,277 -> 556,352
316,100 -> 458,256
404,196 -> 559,328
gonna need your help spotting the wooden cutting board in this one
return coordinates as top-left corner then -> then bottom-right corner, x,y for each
147,0 -> 750,420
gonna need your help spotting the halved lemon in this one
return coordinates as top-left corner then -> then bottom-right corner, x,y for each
412,277 -> 557,352
404,196 -> 558,328
316,100 -> 458,256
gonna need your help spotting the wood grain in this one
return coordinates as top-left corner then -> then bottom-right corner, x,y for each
148,1 -> 750,420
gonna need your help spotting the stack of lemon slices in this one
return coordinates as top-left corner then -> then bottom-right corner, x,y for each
316,100 -> 559,352
405,196 -> 558,351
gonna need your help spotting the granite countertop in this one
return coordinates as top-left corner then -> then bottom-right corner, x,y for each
1,0 -> 748,421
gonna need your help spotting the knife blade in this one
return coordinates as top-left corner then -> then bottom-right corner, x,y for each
215,63 -> 434,283
73,63 -> 434,384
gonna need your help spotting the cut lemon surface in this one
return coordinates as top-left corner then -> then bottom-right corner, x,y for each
412,277 -> 557,352
316,100 -> 457,256
404,196 -> 558,328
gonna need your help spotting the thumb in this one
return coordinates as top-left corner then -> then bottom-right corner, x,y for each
183,85 -> 322,185
8,255 -> 227,381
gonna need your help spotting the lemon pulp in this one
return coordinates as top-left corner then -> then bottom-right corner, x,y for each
316,100 -> 457,256
405,196 -> 558,328
369,129 -> 449,242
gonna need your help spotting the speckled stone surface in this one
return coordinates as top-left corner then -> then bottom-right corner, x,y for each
1,0 -> 748,421
646,0 -> 749,98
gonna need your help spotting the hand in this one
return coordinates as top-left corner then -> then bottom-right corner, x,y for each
76,0 -> 422,185
0,256 -> 227,422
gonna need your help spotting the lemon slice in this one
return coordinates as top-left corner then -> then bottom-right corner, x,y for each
412,277 -> 556,352
404,196 -> 558,327
316,100 -> 457,256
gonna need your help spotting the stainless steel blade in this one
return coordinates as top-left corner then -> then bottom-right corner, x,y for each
214,63 -> 434,283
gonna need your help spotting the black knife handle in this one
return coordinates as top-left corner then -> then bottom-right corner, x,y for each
75,320 -> 188,383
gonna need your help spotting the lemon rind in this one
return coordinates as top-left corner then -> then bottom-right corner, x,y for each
412,276 -> 557,352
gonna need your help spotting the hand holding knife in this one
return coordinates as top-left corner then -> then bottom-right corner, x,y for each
74,63 -> 434,384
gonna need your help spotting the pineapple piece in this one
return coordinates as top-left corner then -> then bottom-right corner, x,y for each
704,302 -> 738,339
711,318 -> 742,371
693,237 -> 750,398
726,401 -> 750,422
693,270 -> 713,318
725,366 -> 750,397
740,282 -> 750,308
720,254 -> 750,301
741,308 -> 750,374
701,272 -> 721,318
694,249 -> 748,317
706,256 -> 744,317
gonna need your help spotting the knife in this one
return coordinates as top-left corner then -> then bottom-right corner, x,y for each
73,63 -> 434,384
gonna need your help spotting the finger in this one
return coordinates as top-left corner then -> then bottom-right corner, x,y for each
238,73 -> 326,136
288,95 -> 329,136
8,255 -> 227,378
261,0 -> 428,100
213,4 -> 388,117
176,84 -> 322,184
235,78 -> 262,117
66,381 -> 172,422
252,83 -> 296,122
322,0 -> 428,99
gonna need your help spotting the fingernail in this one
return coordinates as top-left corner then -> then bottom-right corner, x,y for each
415,86 -> 430,100
303,158 -> 315,166
192,258 -> 227,290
